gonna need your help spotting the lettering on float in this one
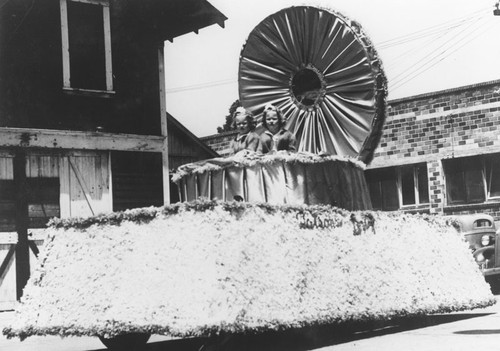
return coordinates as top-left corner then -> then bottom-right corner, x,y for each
296,212 -> 338,229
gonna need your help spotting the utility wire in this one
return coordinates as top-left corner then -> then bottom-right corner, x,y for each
377,6 -> 489,48
0,0 -> 12,11
388,29 -> 451,71
390,14 -> 485,85
391,19 -> 495,92
391,21 -> 494,92
7,0 -> 36,44
165,78 -> 236,94
378,17 -> 479,49
164,6 -> 493,94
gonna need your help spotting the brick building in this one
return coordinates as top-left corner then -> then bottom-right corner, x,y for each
202,79 -> 500,220
367,79 -> 500,220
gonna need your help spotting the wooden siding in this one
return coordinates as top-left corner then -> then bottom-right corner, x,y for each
0,127 -> 163,152
167,115 -> 218,170
0,0 -> 161,135
60,153 -> 111,218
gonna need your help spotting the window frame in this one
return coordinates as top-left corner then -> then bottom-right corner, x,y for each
59,0 -> 114,96
366,163 -> 429,211
367,167 -> 399,211
397,163 -> 429,208
443,156 -> 487,205
484,154 -> 500,200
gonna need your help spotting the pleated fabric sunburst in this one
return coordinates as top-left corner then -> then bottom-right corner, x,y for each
239,6 -> 387,163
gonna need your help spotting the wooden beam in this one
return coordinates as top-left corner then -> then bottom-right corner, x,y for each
14,151 -> 30,300
158,44 -> 170,205
28,241 -> 39,259
0,127 -> 164,152
102,3 -> 113,91
0,245 -> 16,283
59,156 -> 71,218
106,151 -> 113,212
68,157 -> 96,216
59,0 -> 71,88
70,0 -> 109,6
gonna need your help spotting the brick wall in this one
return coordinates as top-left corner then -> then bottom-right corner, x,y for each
201,130 -> 237,157
371,79 -> 500,168
369,79 -> 500,218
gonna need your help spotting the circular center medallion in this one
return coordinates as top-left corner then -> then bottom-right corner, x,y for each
291,67 -> 323,107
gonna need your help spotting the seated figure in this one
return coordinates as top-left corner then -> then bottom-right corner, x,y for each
229,107 -> 262,154
260,103 -> 296,153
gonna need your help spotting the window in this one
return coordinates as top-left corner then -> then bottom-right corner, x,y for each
0,156 -> 15,232
443,156 -> 485,204
366,168 -> 399,211
444,153 -> 500,204
27,178 -> 61,228
0,179 -> 16,232
485,154 -> 500,199
365,163 -> 429,211
60,0 -> 113,94
399,164 -> 429,207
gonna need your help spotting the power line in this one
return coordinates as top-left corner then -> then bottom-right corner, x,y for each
0,0 -> 12,11
377,6 -> 490,49
164,6 -> 493,95
165,78 -> 236,94
389,14 -> 485,85
390,19 -> 495,92
378,16 -> 481,49
387,27 -> 454,71
7,0 -> 36,44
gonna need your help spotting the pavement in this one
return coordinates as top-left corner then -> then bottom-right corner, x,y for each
0,296 -> 500,350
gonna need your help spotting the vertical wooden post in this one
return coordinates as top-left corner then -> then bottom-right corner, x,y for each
13,150 -> 30,300
102,3 -> 113,92
59,0 -> 71,89
158,43 -> 170,204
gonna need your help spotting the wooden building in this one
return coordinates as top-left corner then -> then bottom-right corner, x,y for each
0,0 -> 225,309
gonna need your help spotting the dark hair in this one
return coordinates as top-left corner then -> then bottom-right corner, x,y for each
231,108 -> 255,131
262,104 -> 285,129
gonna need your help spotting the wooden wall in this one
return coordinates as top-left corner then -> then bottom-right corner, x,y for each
0,0 -> 161,135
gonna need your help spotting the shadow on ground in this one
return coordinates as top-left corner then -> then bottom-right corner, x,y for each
89,311 -> 494,351
454,329 -> 500,335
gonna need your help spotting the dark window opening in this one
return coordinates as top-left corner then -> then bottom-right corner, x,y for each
111,152 -> 164,211
0,180 -> 16,231
401,167 -> 415,206
366,168 -> 398,211
67,1 -> 106,90
366,163 -> 429,211
444,157 -> 485,205
417,164 -> 429,204
486,154 -> 500,198
27,178 -> 60,228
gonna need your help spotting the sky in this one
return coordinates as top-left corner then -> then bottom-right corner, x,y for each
164,0 -> 500,137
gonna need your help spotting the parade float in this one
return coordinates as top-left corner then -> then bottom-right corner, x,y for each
3,5 -> 495,350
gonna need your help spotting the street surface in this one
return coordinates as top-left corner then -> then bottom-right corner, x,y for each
1,295 -> 499,350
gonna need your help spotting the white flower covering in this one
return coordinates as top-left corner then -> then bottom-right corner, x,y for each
3,205 -> 494,339
171,151 -> 366,183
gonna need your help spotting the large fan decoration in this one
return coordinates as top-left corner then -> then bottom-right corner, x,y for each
239,6 -> 387,163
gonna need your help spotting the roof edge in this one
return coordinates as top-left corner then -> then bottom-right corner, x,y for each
167,113 -> 220,157
388,79 -> 500,105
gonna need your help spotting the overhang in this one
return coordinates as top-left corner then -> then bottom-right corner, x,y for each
141,0 -> 227,42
